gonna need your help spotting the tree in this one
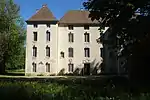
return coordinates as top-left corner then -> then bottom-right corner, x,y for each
0,0 -> 25,74
84,0 -> 150,81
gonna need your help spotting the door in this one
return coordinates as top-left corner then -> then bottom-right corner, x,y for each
84,63 -> 90,75
38,62 -> 45,73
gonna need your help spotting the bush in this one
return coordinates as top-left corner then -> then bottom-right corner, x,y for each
37,73 -> 44,76
0,76 -> 150,100
49,74 -> 56,76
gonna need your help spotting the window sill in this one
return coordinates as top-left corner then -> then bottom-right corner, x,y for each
46,56 -> 50,59
46,41 -> 50,43
32,41 -> 37,43
32,57 -> 37,60
68,42 -> 74,43
84,42 -> 90,44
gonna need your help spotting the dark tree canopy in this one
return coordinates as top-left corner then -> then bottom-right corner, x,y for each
84,0 -> 150,57
84,0 -> 150,82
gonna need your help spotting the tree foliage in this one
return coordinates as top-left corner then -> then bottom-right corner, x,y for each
0,0 -> 25,73
84,0 -> 150,57
84,0 -> 150,81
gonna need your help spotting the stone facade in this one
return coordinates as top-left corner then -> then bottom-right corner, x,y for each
25,5 -> 106,76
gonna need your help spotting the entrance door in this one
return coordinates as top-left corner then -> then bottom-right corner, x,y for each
84,63 -> 90,75
38,62 -> 45,73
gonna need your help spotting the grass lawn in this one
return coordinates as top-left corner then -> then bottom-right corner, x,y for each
0,76 -> 150,100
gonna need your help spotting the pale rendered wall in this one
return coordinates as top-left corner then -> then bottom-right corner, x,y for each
25,23 -> 58,75
57,26 -> 103,74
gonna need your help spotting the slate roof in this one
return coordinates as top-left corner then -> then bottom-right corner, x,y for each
26,4 -> 57,22
26,5 -> 99,25
59,10 -> 99,25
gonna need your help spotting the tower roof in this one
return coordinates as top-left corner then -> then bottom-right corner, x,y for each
26,4 -> 57,22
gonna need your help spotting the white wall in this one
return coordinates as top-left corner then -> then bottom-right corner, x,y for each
25,23 -> 58,75
58,26 -> 103,74
26,24 -> 106,75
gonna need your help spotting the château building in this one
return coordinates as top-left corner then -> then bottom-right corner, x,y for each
25,4 -> 106,75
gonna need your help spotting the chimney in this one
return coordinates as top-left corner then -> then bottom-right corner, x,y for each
42,4 -> 47,7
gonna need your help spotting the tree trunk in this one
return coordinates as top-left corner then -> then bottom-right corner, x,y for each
0,61 -> 6,74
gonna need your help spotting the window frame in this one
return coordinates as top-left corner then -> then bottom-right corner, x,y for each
33,32 -> 37,41
46,24 -> 50,28
32,62 -> 37,72
46,31 -> 50,42
68,32 -> 74,42
84,48 -> 90,57
60,51 -> 65,58
33,46 -> 37,57
68,63 -> 74,72
84,32 -> 90,42
33,24 -> 38,28
68,25 -> 73,30
46,46 -> 50,57
46,63 -> 50,72
84,25 -> 89,30
68,47 -> 73,57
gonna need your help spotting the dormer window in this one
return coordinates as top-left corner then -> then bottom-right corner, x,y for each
68,25 -> 73,30
47,24 -> 50,28
84,25 -> 89,30
34,24 -> 38,28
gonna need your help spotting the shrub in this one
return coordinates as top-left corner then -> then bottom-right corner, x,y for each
37,73 -> 44,76
49,74 -> 56,76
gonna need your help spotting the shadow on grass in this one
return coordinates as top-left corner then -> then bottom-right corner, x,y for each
0,76 -> 150,100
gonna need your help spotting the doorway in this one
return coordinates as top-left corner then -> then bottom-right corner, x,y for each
84,63 -> 90,75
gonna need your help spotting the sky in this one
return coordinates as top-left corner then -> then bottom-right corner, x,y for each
14,0 -> 86,21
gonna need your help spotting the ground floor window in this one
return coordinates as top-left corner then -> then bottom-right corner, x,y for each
68,63 -> 74,72
46,63 -> 50,72
32,62 -> 37,72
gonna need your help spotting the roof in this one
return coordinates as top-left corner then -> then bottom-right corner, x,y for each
59,10 -> 99,25
26,4 -> 57,22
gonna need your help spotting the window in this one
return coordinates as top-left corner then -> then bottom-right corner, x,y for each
32,62 -> 37,72
100,48 -> 104,57
84,48 -> 90,57
68,63 -> 74,72
68,32 -> 74,42
33,32 -> 37,41
109,51 -> 113,58
68,25 -> 73,30
68,47 -> 73,57
34,24 -> 38,28
46,31 -> 50,41
84,32 -> 90,42
46,63 -> 50,72
60,52 -> 64,58
84,25 -> 89,30
47,24 -> 50,28
33,46 -> 37,57
46,46 -> 50,57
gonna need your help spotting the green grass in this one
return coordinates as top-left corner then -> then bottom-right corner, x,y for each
0,76 -> 150,100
